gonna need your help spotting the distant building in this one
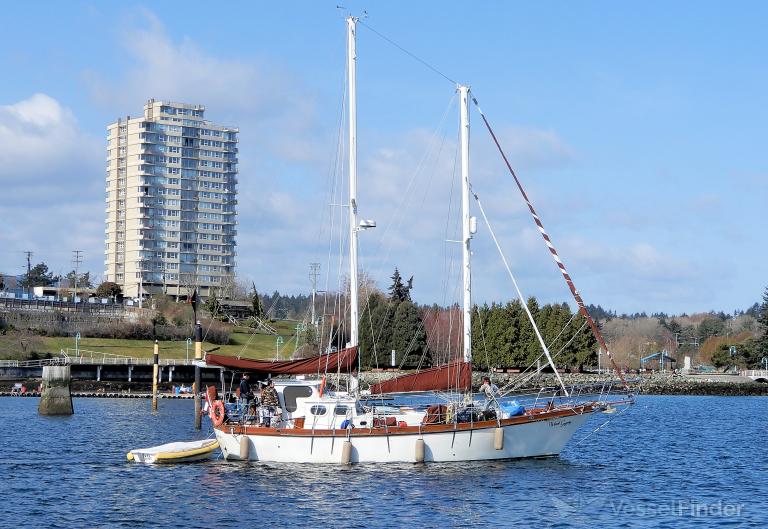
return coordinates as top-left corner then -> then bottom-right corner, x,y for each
104,100 -> 238,301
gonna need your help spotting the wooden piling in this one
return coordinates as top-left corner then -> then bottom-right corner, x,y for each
194,321 -> 203,430
152,340 -> 159,411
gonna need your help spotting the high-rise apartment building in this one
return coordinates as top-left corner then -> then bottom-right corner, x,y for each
104,100 -> 238,301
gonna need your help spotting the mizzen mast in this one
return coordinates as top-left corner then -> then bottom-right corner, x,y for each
459,85 -> 473,364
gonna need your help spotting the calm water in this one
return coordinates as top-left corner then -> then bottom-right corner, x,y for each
1,396 -> 765,528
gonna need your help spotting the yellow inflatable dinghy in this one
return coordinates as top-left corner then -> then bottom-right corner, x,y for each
127,439 -> 219,464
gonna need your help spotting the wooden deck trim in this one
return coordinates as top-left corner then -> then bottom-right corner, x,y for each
216,404 -> 594,438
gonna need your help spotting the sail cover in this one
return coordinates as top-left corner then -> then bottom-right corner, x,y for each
369,361 -> 472,394
206,347 -> 357,376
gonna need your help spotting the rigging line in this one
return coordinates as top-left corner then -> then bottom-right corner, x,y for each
440,129 -> 461,365
358,92 -> 457,341
470,94 -> 629,392
572,403 -> 631,447
475,305 -> 493,379
319,56 -> 348,358
358,20 -> 457,86
545,311 -> 578,353
470,186 -> 570,396
317,45 -> 349,258
364,94 -> 457,369
234,324 -> 258,360
504,321 -> 586,394
499,320 -> 588,396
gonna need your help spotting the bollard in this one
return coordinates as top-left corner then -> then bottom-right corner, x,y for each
152,340 -> 159,411
194,321 -> 203,430
39,365 -> 74,415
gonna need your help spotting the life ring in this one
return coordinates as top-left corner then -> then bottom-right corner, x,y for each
319,375 -> 327,397
209,400 -> 225,427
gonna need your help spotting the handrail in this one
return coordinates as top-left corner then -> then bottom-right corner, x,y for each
742,370 -> 768,377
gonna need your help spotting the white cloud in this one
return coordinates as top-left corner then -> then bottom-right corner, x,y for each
0,93 -> 104,277
84,9 -> 329,165
0,94 -> 100,184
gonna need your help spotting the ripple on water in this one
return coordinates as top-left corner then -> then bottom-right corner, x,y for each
1,396 -> 766,528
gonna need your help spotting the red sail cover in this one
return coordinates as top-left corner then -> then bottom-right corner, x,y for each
369,361 -> 472,394
206,347 -> 357,376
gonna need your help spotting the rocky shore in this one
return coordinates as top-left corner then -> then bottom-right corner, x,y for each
2,372 -> 766,397
355,371 -> 768,396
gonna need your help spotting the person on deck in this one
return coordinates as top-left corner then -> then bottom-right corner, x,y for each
479,376 -> 500,411
260,379 -> 280,427
238,373 -> 252,412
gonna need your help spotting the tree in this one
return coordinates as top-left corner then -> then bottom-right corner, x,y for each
697,317 -> 726,343
250,284 -> 265,320
757,286 -> 768,356
63,270 -> 94,290
388,268 -> 412,303
19,262 -> 56,288
205,292 -> 224,320
359,293 -> 395,369
390,301 -> 429,368
95,282 -> 122,300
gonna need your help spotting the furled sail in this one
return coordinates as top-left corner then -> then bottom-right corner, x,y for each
369,361 -> 472,394
206,347 -> 357,376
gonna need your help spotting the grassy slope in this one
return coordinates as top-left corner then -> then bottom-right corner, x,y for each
34,320 -> 301,360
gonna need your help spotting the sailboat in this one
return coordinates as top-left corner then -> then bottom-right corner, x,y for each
207,16 -> 632,463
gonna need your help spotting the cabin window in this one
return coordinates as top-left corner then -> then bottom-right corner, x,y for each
355,402 -> 366,414
282,386 -> 313,412
335,405 -> 349,416
310,405 -> 327,416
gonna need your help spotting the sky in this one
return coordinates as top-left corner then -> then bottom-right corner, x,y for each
0,1 -> 766,315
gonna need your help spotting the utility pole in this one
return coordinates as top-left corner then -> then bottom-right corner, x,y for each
24,251 -> 33,299
72,250 -> 83,304
309,262 -> 320,327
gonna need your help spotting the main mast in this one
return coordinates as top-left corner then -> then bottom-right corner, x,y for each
459,85 -> 472,364
347,16 -> 360,351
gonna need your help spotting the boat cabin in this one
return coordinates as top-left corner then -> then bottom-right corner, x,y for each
270,379 -> 425,430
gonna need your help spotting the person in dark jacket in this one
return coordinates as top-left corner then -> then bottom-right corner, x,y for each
238,373 -> 251,411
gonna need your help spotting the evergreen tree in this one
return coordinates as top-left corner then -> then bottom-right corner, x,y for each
63,270 -> 93,289
359,293 -> 384,367
205,292 -> 224,320
388,268 -> 412,302
250,285 -> 264,320
757,286 -> 768,356
20,262 -> 56,288
391,301 -> 429,368
471,303 -> 491,368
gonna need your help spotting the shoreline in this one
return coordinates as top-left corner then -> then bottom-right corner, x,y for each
2,373 -> 767,397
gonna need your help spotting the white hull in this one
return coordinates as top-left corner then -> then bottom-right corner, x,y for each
215,409 -> 593,464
